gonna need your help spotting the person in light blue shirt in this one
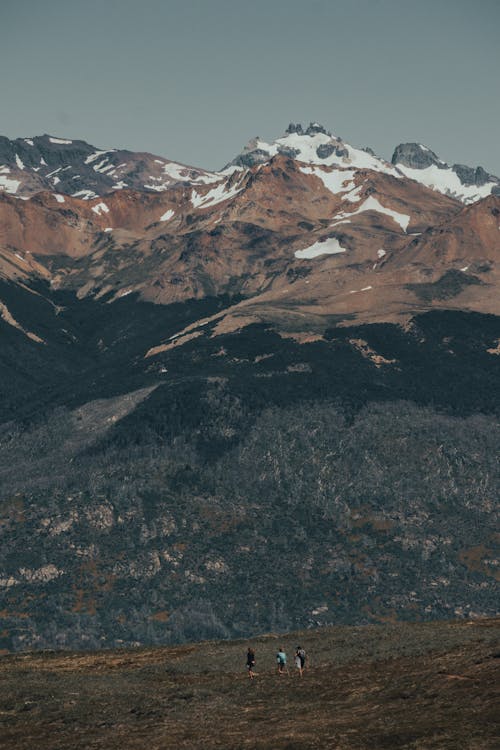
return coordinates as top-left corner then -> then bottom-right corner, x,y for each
276,647 -> 289,675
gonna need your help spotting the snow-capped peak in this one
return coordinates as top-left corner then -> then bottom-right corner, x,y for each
392,142 -> 500,204
229,122 -> 398,176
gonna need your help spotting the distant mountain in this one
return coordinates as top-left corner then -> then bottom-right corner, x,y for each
0,129 -> 498,328
1,124 -> 499,206
0,133 -> 221,199
229,123 -> 500,204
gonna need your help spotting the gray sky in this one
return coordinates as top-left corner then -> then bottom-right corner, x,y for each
1,0 -> 499,173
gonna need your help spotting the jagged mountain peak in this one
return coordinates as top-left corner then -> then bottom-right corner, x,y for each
285,122 -> 332,136
391,142 -> 445,170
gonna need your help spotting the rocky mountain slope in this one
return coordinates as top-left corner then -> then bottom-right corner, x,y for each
0,122 -> 498,652
0,134 -> 221,200
1,130 -> 499,335
1,619 -> 499,749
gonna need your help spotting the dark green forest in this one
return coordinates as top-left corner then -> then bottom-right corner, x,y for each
0,284 -> 498,650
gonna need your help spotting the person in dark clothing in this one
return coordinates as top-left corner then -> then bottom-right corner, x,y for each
246,647 -> 256,679
295,646 -> 306,677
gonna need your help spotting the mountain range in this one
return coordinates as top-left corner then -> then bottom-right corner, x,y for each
0,123 -> 498,652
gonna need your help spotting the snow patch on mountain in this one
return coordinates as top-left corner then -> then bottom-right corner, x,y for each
15,154 -> 25,170
85,150 -> 112,165
295,237 -> 347,259
191,179 -> 243,209
72,189 -> 98,200
299,165 -> 355,195
49,137 -> 73,145
0,167 -> 20,193
93,159 -> 115,174
162,162 -> 221,185
92,202 -> 110,215
335,196 -> 410,232
160,209 -> 175,222
396,163 -> 497,204
344,185 -> 364,203
54,194 -> 65,203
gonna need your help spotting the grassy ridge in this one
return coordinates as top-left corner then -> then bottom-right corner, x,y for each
1,618 -> 499,749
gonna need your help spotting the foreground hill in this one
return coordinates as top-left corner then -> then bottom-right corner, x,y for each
1,618 -> 499,749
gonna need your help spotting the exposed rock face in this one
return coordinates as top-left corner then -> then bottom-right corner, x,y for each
285,122 -> 330,136
232,148 -> 271,168
277,145 -> 301,158
285,122 -> 304,134
452,163 -> 496,186
305,122 -> 329,135
316,143 -> 348,159
392,142 -> 444,169
0,134 -> 94,169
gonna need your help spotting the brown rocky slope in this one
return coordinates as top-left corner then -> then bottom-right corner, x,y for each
1,153 -> 499,352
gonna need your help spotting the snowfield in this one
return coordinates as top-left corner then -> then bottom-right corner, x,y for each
0,167 -> 20,193
295,236 -> 347,259
333,196 -> 410,232
299,165 -> 355,195
191,180 -> 243,209
396,163 -> 497,204
160,209 -> 175,222
91,202 -> 110,215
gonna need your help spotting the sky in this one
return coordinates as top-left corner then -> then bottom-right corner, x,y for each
1,0 -> 499,173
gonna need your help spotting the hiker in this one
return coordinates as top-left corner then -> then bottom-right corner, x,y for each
246,647 -> 256,679
295,645 -> 306,677
276,647 -> 289,675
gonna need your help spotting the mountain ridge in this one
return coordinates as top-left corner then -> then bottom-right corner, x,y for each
1,123 -> 499,204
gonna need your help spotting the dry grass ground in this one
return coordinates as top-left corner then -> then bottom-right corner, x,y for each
0,618 -> 498,749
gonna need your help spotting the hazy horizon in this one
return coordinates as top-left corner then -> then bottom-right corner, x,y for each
1,0 -> 499,173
